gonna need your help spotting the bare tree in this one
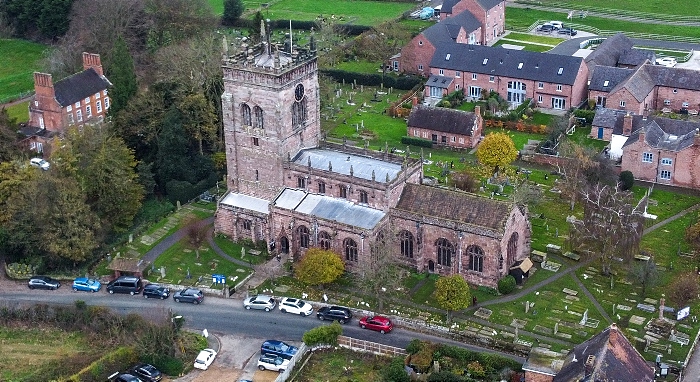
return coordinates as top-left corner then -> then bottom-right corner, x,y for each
557,140 -> 599,210
154,33 -> 222,94
184,217 -> 209,259
627,257 -> 658,298
314,20 -> 348,68
668,272 -> 700,308
570,183 -> 646,275
353,21 -> 411,79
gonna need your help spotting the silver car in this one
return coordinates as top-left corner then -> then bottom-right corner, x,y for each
243,294 -> 276,311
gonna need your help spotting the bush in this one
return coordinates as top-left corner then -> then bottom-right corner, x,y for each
619,170 -> 634,191
141,354 -> 185,376
427,371 -> 463,382
383,357 -> 410,382
497,275 -> 517,295
406,339 -> 423,354
573,109 -> 596,124
401,136 -> 433,148
303,321 -> 343,346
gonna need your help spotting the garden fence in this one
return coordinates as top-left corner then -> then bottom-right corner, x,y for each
514,1 -> 700,24
274,343 -> 308,382
337,335 -> 408,357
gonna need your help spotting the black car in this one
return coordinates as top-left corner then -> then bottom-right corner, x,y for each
130,363 -> 162,382
173,288 -> 204,304
27,275 -> 61,290
106,276 -> 143,295
317,306 -> 353,324
557,27 -> 577,36
143,284 -> 170,300
536,24 -> 555,33
112,373 -> 141,382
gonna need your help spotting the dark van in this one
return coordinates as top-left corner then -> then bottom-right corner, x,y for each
106,276 -> 142,295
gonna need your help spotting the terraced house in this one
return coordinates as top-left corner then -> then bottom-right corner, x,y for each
214,27 -> 531,288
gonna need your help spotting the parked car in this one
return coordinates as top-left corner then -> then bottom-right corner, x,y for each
316,306 -> 353,324
29,157 -> 50,170
257,354 -> 290,372
243,294 -> 276,311
27,275 -> 61,290
72,277 -> 101,292
106,276 -> 142,295
193,348 -> 217,370
130,363 -> 162,382
142,283 -> 170,300
557,27 -> 577,36
549,21 -> 563,29
261,340 -> 299,360
359,315 -> 394,334
174,288 -> 204,304
111,373 -> 142,382
655,57 -> 677,67
278,297 -> 313,316
536,24 -> 556,33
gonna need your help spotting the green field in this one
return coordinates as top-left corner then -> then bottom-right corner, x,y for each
4,100 -> 29,122
244,0 -> 415,25
523,0 -> 700,16
0,39 -> 47,103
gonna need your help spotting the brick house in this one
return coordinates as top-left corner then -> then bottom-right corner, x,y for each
425,43 -> 589,111
215,27 -> 531,288
584,33 -> 655,81
23,52 -> 111,153
407,105 -> 483,149
619,116 -> 700,188
439,0 -> 505,46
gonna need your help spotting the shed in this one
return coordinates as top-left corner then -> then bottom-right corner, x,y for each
509,257 -> 533,285
106,257 -> 151,279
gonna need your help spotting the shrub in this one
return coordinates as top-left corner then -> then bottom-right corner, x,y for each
383,356 -> 410,382
497,275 -> 517,294
406,339 -> 423,354
477,285 -> 499,296
427,371 -> 463,382
619,170 -> 634,191
303,321 -> 343,346
141,354 -> 185,376
400,136 -> 433,148
573,109 -> 596,124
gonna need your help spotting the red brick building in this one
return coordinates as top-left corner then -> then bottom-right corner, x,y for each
24,52 -> 111,152
407,105 -> 483,149
215,28 -> 531,288
440,0 -> 505,45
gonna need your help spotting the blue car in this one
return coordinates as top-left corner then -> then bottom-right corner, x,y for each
260,340 -> 299,360
72,277 -> 101,292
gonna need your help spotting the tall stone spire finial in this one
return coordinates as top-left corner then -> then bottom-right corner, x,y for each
222,35 -> 229,57
386,173 -> 390,182
328,161 -> 333,171
260,19 -> 267,51
372,170 -> 376,181
350,165 -> 354,177
310,35 -> 316,52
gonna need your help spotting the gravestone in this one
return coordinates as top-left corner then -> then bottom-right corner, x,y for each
554,322 -> 559,334
241,247 -> 246,258
580,309 -> 589,326
160,266 -> 166,278
129,234 -> 133,243
525,300 -> 530,313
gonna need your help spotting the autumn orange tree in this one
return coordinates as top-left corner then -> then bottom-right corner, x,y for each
475,132 -> 518,178
294,248 -> 345,287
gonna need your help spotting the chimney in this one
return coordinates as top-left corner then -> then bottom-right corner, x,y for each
474,105 -> 481,116
82,52 -> 103,76
584,355 -> 596,378
412,96 -> 418,106
33,72 -> 53,89
623,112 -> 633,136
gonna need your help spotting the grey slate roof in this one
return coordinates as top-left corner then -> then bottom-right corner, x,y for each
611,63 -> 656,102
54,68 -> 111,107
407,105 -> 479,136
273,188 -> 386,230
421,10 -> 481,45
594,108 -> 700,138
427,75 -> 453,88
623,116 -> 699,151
430,43 -> 583,85
588,66 -> 634,92
584,33 -> 635,69
645,64 -> 700,91
474,0 -> 503,11
292,148 -> 402,183
591,108 -> 625,131
618,48 -> 655,66
440,0 -> 459,13
219,192 -> 270,214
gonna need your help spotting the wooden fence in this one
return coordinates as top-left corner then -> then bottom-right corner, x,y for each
337,335 -> 408,357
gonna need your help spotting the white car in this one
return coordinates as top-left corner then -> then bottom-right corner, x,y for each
655,57 -> 677,67
549,21 -> 563,29
279,297 -> 314,316
30,157 -> 50,170
193,348 -> 217,370
257,354 -> 290,372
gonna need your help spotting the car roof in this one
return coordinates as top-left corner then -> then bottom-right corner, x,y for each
185,288 -> 201,293
263,340 -> 287,346
115,276 -> 140,281
145,283 -> 163,289
74,277 -> 89,282
368,315 -> 391,322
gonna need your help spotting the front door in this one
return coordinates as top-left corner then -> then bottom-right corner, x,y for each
598,127 -> 604,139
552,97 -> 566,110
428,260 -> 435,272
280,237 -> 289,254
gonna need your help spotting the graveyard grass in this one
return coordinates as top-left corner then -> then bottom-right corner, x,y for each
213,234 -> 269,265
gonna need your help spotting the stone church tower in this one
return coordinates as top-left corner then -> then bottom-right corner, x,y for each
221,25 -> 320,201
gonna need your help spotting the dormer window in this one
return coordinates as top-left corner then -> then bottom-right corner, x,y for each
603,80 -> 609,87
67,105 -> 72,112
95,92 -> 100,99
75,101 -> 80,107
517,63 -> 523,70
482,58 -> 488,65
557,67 -> 563,75
445,54 -> 451,60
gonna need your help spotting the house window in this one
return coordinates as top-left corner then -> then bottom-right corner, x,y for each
298,226 -> 310,248
441,136 -> 447,144
76,109 -> 83,122
292,99 -> 307,128
84,97 -> 90,104
418,64 -> 423,71
252,137 -> 259,146
243,220 -> 252,230
75,101 -> 80,108
96,101 -> 102,113
538,95 -> 543,103
665,99 -> 671,105
673,89 -> 678,94
472,73 -> 478,80
683,102 -> 689,108
39,116 -> 44,129
431,134 -> 438,142
104,97 -> 110,109
319,231 -> 331,250
400,230 -> 414,258
95,92 -> 100,99
439,69 -> 444,75
642,152 -> 653,163
556,84 -> 562,92
344,238 -> 358,262
436,238 -> 453,267
340,185 -> 347,198
455,71 -> 461,78
468,86 -> 481,98
451,136 -> 456,142
489,76 -> 495,82
318,182 -> 326,194
620,100 -> 626,107
66,105 -> 72,112
297,177 -> 306,188
359,190 -> 368,204
661,158 -> 672,166
538,82 -> 544,89
660,170 -> 671,180
68,113 -> 74,123
86,105 -> 92,118
103,90 -> 108,96
34,100 -> 38,107
458,137 -> 464,144
468,245 -> 484,272
456,84 -> 460,90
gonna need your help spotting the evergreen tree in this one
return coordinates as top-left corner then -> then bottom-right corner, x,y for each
222,0 -> 244,26
107,36 -> 138,116
249,11 -> 264,43
38,0 -> 73,39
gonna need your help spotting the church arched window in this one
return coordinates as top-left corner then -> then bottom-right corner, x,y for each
344,238 -> 358,262
253,106 -> 264,129
292,99 -> 307,128
468,245 -> 485,272
318,231 -> 331,250
241,104 -> 251,126
436,238 -> 454,267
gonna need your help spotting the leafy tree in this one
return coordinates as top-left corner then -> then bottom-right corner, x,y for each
3,0 -> 73,39
685,220 -> 700,254
315,19 -> 348,67
382,356 -> 410,382
302,321 -> 342,346
0,108 -> 22,161
38,0 -> 73,39
667,272 -> 699,308
619,170 -> 634,191
497,275 -> 516,295
353,21 -> 411,81
435,274 -> 470,323
427,371 -> 462,382
294,248 -> 345,287
178,93 -> 217,155
475,132 -> 518,178
222,0 -> 244,25
145,0 -> 217,49
356,229 -> 410,311
248,11 -> 264,43
627,258 -> 658,298
107,36 -> 138,116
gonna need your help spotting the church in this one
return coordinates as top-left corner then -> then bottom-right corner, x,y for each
214,25 -> 531,288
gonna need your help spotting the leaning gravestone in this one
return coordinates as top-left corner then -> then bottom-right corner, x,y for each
160,266 -> 166,278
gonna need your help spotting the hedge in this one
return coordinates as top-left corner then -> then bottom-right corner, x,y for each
302,321 -> 343,346
64,346 -> 139,382
320,69 -> 423,90
401,136 -> 433,148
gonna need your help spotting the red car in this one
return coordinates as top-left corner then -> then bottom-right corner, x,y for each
359,315 -> 393,334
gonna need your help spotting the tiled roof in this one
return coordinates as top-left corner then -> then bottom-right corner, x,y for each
594,108 -> 700,138
440,0 -> 459,13
644,64 -> 700,91
624,117 -> 699,151
407,105 -> 479,136
54,68 -> 111,107
426,75 -> 453,88
591,108 -> 625,130
589,66 -> 634,92
618,48 -> 655,66
474,0 -> 503,10
422,10 -> 481,45
430,43 -> 583,85
611,64 -> 656,102
553,324 -> 654,382
584,33 -> 635,69
394,183 -> 511,232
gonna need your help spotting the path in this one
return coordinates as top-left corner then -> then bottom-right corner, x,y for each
644,203 -> 700,235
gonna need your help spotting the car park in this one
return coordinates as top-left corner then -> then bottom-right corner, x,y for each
257,354 -> 290,372
279,297 -> 313,316
142,283 -> 170,300
557,27 -> 577,36
72,277 -> 101,292
655,57 -> 677,67
106,276 -> 142,295
27,275 -> 61,290
173,288 -> 204,304
243,294 -> 276,311
130,363 -> 162,382
536,24 -> 556,33
359,315 -> 394,334
29,157 -> 50,170
193,348 -> 217,370
261,340 -> 299,360
317,306 -> 353,323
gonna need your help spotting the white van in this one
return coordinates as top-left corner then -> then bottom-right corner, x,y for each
549,21 -> 564,29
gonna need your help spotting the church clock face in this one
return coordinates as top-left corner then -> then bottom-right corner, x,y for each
294,83 -> 305,101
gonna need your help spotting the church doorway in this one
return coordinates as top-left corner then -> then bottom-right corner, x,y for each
280,237 -> 289,254
428,260 -> 435,272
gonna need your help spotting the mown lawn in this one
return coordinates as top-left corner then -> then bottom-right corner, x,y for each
4,100 -> 29,123
244,0 -> 415,25
294,348 -> 393,382
528,0 -> 700,16
213,234 -> 269,265
0,39 -> 47,103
